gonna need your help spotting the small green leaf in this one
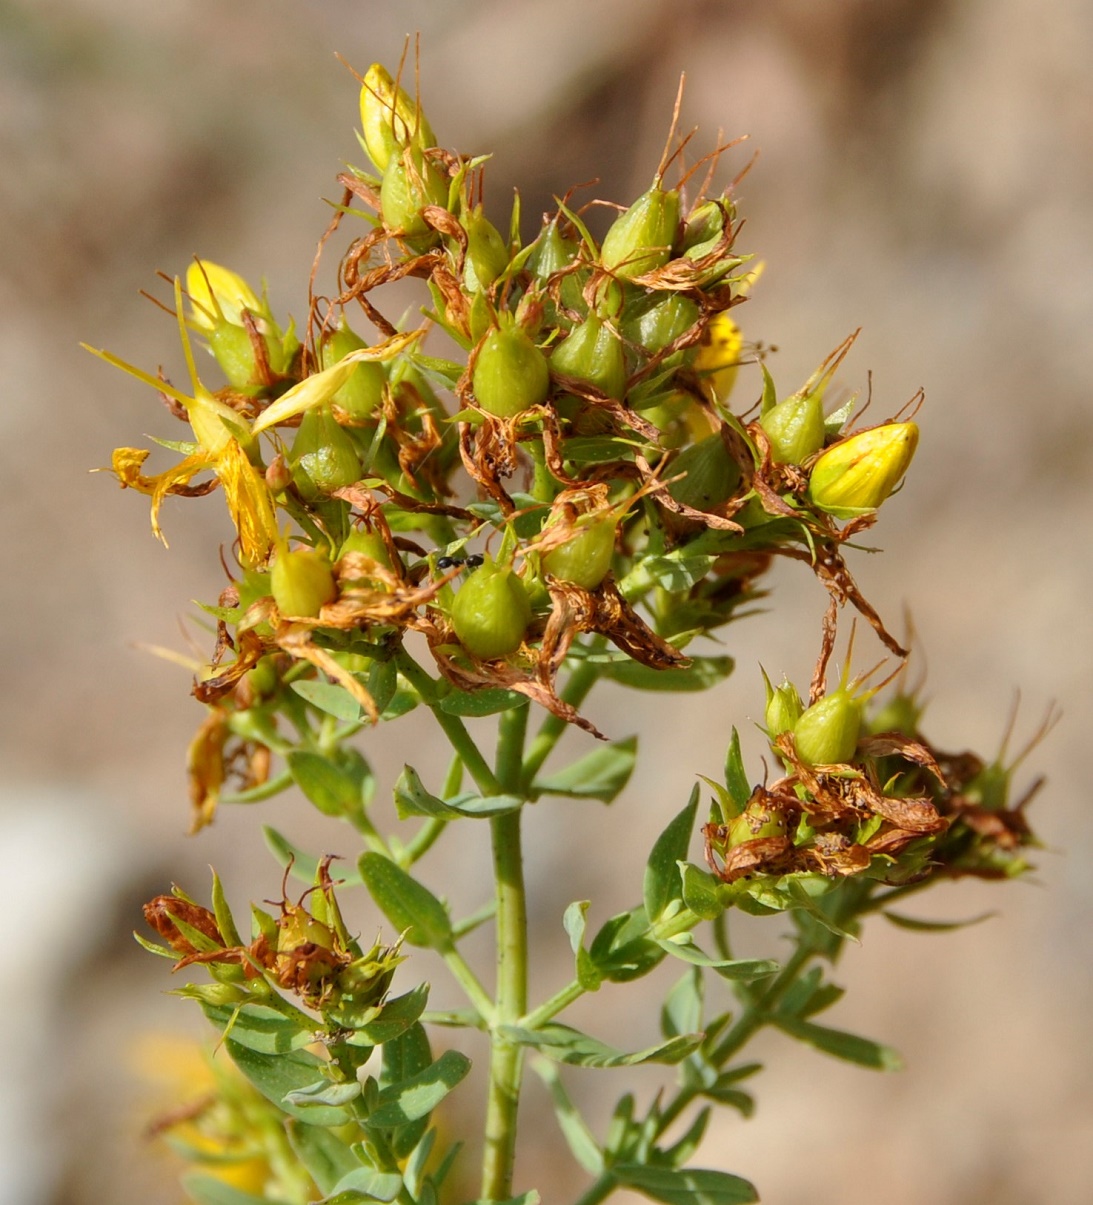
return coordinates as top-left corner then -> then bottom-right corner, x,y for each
199,1002 -> 314,1054
326,1168 -> 404,1203
366,1049 -> 472,1127
644,788 -> 699,923
533,736 -> 637,803
589,907 -> 665,982
263,826 -> 364,887
563,900 -> 602,992
181,1174 -> 291,1205
226,1041 -> 356,1127
462,1195 -> 540,1205
286,1122 -> 360,1195
533,1059 -> 605,1175
380,1023 -> 432,1157
655,935 -> 779,981
661,968 -> 703,1040
291,679 -> 365,722
599,656 -> 734,693
344,984 -> 430,1046
503,1023 -> 702,1068
723,728 -> 750,813
359,853 -> 453,949
393,765 -> 521,820
368,658 -> 399,716
882,909 -> 996,933
210,869 -> 243,948
613,1163 -> 758,1204
679,862 -> 723,921
287,750 -> 363,817
774,1016 -> 903,1070
439,687 -> 526,716
640,550 -> 719,593
284,1080 -> 362,1109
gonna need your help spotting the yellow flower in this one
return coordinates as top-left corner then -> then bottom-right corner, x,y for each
185,259 -> 266,332
807,421 -> 920,518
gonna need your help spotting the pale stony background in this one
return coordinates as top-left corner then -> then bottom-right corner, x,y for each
1,1 -> 1091,1203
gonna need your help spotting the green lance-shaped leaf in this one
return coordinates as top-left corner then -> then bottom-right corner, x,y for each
366,1048 -> 472,1127
679,862 -> 724,922
225,1040 -> 357,1127
612,1164 -> 758,1205
325,1167 -> 405,1203
379,1022 -> 433,1157
283,1080 -> 363,1110
393,765 -> 522,820
533,1058 -> 605,1175
589,906 -> 666,982
644,787 -> 699,924
598,655 -> 734,693
439,686 -> 526,716
772,1016 -> 903,1071
723,727 -> 750,815
181,1175 -> 286,1205
661,968 -> 704,1041
342,983 -> 430,1047
563,900 -> 602,992
286,1121 -> 360,1196
655,934 -> 779,982
532,736 -> 637,803
502,1022 -> 702,1068
198,1001 -> 315,1055
359,852 -> 453,949
287,750 -> 364,818
290,678 -> 366,723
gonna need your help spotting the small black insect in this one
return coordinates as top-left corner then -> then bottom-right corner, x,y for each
465,553 -> 484,569
436,555 -> 461,571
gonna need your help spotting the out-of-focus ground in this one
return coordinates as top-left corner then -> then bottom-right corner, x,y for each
2,1 -> 1091,1202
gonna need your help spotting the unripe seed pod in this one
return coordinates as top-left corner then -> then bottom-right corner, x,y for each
290,404 -> 361,499
601,185 -> 680,279
623,292 -> 700,355
794,687 -> 862,767
807,422 -> 919,518
542,514 -> 617,589
472,323 -> 550,418
464,205 -> 510,290
271,545 -> 337,618
339,527 -> 391,567
550,313 -> 627,399
379,148 -> 447,245
451,558 -> 532,660
360,63 -> 436,174
727,797 -> 788,847
759,391 -> 826,465
682,199 -> 732,254
526,216 -> 578,282
320,323 -> 386,420
693,312 -> 743,402
764,673 -> 804,738
667,433 -> 742,512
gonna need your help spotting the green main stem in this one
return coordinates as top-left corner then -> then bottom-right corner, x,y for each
481,704 -> 530,1201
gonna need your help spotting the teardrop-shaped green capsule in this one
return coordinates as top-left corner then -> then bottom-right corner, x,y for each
666,433 -> 742,512
464,205 -> 510,290
451,558 -> 532,660
320,322 -> 387,420
271,545 -> 338,618
472,323 -> 550,418
601,185 -> 680,279
379,148 -> 447,246
622,292 -> 701,355
793,688 -> 863,767
550,313 -> 627,399
759,391 -> 826,465
542,514 -> 617,589
727,796 -> 788,846
763,671 -> 804,738
291,404 -> 362,499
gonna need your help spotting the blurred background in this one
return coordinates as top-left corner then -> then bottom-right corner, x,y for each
2,0 -> 1091,1202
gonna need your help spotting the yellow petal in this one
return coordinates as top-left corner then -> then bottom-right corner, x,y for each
215,439 -> 278,567
186,260 -> 264,332
110,446 -> 215,546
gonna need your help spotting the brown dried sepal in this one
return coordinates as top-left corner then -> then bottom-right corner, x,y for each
143,895 -> 238,971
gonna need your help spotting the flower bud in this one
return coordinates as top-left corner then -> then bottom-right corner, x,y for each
550,313 -> 627,399
472,321 -> 550,418
682,199 -> 733,254
666,433 -> 742,512
290,404 -> 361,499
794,687 -> 862,767
762,671 -> 804,738
451,557 -> 532,660
542,514 -> 617,590
464,205 -> 510,290
271,542 -> 337,618
807,422 -> 919,518
601,184 -> 680,279
693,312 -> 742,403
360,63 -> 436,173
379,148 -> 447,247
320,322 -> 386,421
759,390 -> 825,465
186,260 -> 264,333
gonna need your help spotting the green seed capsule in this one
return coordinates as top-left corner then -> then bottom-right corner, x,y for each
451,558 -> 532,660
472,323 -> 550,418
320,323 -> 386,420
526,216 -> 579,282
763,672 -> 804,738
339,527 -> 391,567
622,292 -> 701,355
291,404 -> 361,499
807,422 -> 919,518
666,433 -> 742,512
727,796 -> 788,847
271,545 -> 338,618
601,185 -> 680,279
360,63 -> 436,174
379,148 -> 447,246
793,688 -> 863,767
682,199 -> 732,253
550,313 -> 627,399
463,205 -> 510,290
759,391 -> 826,465
542,514 -> 617,589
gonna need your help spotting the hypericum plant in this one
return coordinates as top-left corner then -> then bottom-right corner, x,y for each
91,56 -> 1049,1205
